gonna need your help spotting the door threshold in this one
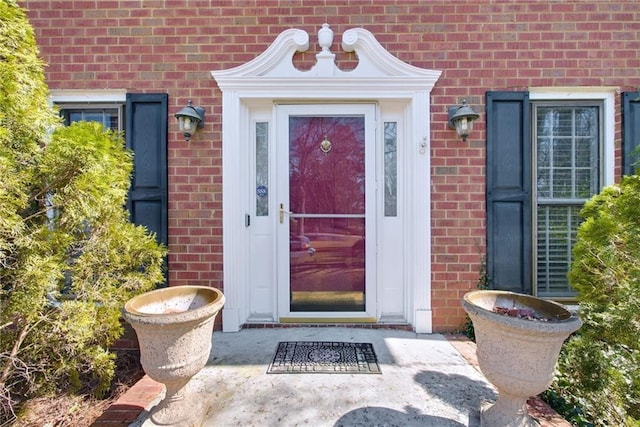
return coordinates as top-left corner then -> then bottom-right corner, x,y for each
279,317 -> 377,324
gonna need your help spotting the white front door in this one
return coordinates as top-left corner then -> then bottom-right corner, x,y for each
276,104 -> 377,321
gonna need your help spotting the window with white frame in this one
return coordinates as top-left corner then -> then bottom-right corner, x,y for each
58,104 -> 124,131
51,91 -> 126,132
529,89 -> 614,299
533,102 -> 602,298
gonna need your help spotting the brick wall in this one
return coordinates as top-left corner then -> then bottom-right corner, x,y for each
23,0 -> 640,332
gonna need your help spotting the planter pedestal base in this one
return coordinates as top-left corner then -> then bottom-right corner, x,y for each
481,395 -> 539,427
145,381 -> 213,427
149,378 -> 190,426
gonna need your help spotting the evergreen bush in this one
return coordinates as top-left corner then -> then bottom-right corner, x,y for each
0,0 -> 166,421
552,175 -> 640,426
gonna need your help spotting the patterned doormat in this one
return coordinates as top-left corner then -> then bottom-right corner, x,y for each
267,341 -> 381,374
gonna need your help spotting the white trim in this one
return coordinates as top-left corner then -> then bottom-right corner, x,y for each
529,86 -> 618,94
49,89 -> 127,104
410,90 -> 433,333
212,25 -> 441,333
220,93 -> 247,332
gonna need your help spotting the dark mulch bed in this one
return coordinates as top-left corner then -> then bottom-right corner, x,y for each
8,350 -> 144,427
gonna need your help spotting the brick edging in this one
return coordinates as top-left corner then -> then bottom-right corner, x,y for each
91,375 -> 163,426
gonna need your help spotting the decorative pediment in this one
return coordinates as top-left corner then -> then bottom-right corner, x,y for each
213,24 -> 441,86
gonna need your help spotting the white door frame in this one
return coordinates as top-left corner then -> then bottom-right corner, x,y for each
212,24 -> 441,332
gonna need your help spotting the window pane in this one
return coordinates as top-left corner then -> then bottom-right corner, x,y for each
537,168 -> 550,198
537,106 -> 599,201
537,138 -> 551,166
575,108 -> 597,136
69,112 -> 83,123
575,168 -> 596,198
255,122 -> 269,216
289,116 -> 365,215
109,114 -> 119,130
536,205 -> 581,297
553,169 -> 572,198
83,112 -> 105,124
384,122 -> 397,217
555,109 -> 574,136
535,104 -> 600,298
62,108 -> 120,131
552,138 -> 572,168
575,137 -> 594,168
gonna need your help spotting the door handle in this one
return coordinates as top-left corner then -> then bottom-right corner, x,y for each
279,203 -> 292,224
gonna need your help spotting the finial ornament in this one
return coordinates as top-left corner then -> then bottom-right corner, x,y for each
318,23 -> 333,52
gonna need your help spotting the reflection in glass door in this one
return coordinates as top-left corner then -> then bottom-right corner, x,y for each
287,116 -> 366,312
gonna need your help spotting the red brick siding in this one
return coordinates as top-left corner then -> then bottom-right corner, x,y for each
23,0 -> 640,332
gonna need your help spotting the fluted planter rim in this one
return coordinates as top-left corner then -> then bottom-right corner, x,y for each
462,290 -> 581,334
123,285 -> 225,325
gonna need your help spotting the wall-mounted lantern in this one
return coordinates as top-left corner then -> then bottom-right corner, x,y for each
448,100 -> 479,142
175,100 -> 205,142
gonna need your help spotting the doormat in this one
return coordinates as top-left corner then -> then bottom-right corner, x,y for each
267,341 -> 381,374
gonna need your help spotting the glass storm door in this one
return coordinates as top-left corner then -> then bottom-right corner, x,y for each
277,104 -> 376,319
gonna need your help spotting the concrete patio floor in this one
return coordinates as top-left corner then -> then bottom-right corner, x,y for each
111,327 -> 569,427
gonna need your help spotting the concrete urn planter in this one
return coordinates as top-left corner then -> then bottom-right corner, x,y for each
461,290 -> 581,427
123,285 -> 225,426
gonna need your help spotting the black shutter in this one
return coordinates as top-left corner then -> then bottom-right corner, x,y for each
485,91 -> 531,293
622,92 -> 640,176
125,93 -> 168,248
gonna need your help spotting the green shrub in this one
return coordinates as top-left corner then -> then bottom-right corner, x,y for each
0,1 -> 166,422
551,175 -> 640,426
